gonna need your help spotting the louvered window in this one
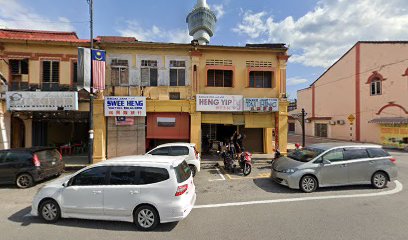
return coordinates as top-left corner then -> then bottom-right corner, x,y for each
207,69 -> 233,87
141,60 -> 158,86
111,59 -> 129,86
249,71 -> 273,88
169,60 -> 186,86
9,59 -> 29,90
42,60 -> 60,91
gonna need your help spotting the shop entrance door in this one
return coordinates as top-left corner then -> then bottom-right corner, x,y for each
11,117 -> 25,148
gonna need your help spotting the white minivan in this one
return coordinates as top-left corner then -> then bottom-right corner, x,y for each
31,156 -> 196,231
146,143 -> 201,177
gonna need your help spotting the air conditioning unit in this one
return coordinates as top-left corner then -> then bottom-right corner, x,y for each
329,120 -> 336,125
337,120 -> 345,125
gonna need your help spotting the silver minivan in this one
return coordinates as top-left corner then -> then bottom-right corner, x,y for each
271,143 -> 398,193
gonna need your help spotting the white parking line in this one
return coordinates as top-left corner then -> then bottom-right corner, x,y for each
194,180 -> 403,209
23,213 -> 32,218
208,167 -> 226,182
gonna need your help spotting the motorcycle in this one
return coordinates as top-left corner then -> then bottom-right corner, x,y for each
238,150 -> 252,176
217,146 -> 235,171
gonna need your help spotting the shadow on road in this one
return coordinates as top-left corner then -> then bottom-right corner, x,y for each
9,206 -> 178,232
253,178 -> 385,194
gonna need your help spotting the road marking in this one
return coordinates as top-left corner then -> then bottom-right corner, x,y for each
208,167 -> 226,182
194,180 -> 403,209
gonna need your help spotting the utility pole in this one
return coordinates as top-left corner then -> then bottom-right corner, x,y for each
301,108 -> 306,147
88,0 -> 94,164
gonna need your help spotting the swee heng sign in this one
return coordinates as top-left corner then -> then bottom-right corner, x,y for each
104,96 -> 146,116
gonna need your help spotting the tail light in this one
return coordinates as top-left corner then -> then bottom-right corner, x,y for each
175,184 -> 188,196
33,154 -> 41,167
389,158 -> 396,163
58,151 -> 62,161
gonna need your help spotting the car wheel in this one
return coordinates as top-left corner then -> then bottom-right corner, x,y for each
189,165 -> 197,177
371,171 -> 388,189
134,205 -> 159,231
39,199 -> 61,223
300,175 -> 318,193
16,173 -> 34,189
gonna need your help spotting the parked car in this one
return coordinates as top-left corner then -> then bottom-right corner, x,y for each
31,155 -> 196,231
0,147 -> 64,189
271,143 -> 398,193
146,143 -> 200,177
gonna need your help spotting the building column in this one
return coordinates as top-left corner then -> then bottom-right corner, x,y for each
0,101 -> 10,149
263,127 -> 274,154
278,100 -> 289,155
23,118 -> 32,148
93,98 -> 106,163
190,112 -> 201,152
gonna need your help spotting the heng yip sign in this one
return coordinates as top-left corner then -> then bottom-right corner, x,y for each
196,94 -> 243,112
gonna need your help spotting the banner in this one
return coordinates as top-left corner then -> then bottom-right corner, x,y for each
6,92 -> 78,111
196,94 -> 243,112
244,98 -> 279,112
105,96 -> 146,116
77,47 -> 91,92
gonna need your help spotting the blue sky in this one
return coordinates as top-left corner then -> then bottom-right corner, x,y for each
1,0 -> 408,98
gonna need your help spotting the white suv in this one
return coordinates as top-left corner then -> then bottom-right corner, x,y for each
31,156 -> 196,231
146,143 -> 201,177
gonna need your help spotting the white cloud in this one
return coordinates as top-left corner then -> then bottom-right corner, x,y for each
287,77 -> 308,86
118,20 -> 192,43
233,0 -> 408,68
211,4 -> 225,19
0,0 -> 74,31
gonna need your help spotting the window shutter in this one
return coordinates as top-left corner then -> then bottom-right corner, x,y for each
42,61 -> 51,83
178,69 -> 185,86
150,68 -> 158,86
51,61 -> 59,83
170,69 -> 177,86
141,68 -> 150,86
111,68 -> 119,86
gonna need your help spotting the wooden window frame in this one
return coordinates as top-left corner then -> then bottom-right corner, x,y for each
205,65 -> 235,88
40,58 -> 60,91
141,60 -> 158,86
169,60 -> 186,86
247,67 -> 276,88
370,79 -> 382,96
111,59 -> 129,86
70,58 -> 78,88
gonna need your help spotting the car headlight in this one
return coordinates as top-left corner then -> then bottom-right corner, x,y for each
282,168 -> 297,173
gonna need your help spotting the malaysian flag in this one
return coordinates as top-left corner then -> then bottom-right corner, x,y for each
92,49 -> 106,91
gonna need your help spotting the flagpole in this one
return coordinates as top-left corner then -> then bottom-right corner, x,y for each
88,0 -> 94,164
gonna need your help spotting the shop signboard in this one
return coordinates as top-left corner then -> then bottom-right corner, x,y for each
196,94 -> 243,112
6,91 -> 78,111
105,96 -> 146,117
244,98 -> 279,112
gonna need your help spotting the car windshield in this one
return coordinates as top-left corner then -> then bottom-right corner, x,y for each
287,147 -> 324,162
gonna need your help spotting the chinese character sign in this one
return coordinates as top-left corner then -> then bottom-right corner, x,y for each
244,98 -> 279,112
104,96 -> 146,116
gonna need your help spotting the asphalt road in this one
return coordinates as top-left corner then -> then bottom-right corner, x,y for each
0,150 -> 407,240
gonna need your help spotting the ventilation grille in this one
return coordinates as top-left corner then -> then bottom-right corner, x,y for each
246,61 -> 272,67
206,59 -> 232,66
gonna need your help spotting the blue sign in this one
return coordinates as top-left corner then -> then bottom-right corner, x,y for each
104,96 -> 146,116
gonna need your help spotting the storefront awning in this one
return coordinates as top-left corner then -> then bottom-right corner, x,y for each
369,117 -> 408,124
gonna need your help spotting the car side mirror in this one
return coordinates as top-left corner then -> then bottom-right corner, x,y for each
322,159 -> 331,165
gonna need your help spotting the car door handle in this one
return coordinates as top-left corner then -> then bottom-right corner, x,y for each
130,190 -> 139,195
340,164 -> 347,167
92,190 -> 102,194
369,161 -> 375,164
